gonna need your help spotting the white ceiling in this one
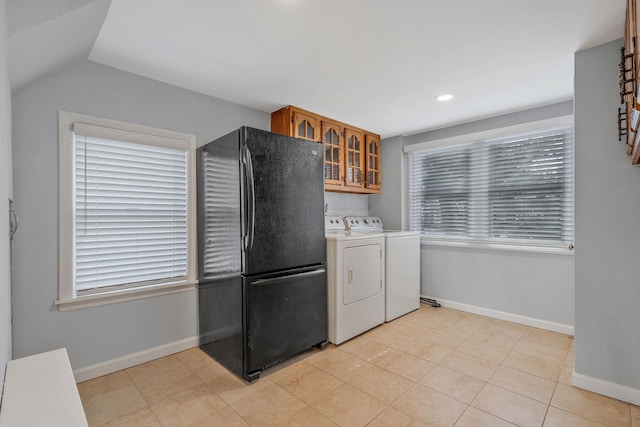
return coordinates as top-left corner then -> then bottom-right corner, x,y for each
12,1 -> 627,138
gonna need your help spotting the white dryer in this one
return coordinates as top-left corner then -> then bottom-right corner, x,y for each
325,217 -> 385,344
344,217 -> 421,322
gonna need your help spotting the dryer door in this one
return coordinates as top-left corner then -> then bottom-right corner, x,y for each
342,243 -> 383,304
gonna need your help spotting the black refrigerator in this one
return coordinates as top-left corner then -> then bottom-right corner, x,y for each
197,127 -> 328,382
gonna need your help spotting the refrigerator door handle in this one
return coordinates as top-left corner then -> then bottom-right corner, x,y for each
251,268 -> 326,286
244,145 -> 256,252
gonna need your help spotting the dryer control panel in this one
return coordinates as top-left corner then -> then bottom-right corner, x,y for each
325,216 -> 346,232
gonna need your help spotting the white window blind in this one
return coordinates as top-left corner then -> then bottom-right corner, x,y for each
73,125 -> 189,294
407,128 -> 573,249
407,146 -> 471,237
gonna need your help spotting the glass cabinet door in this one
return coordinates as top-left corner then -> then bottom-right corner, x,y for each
292,111 -> 320,142
365,134 -> 381,190
344,128 -> 364,188
322,121 -> 343,186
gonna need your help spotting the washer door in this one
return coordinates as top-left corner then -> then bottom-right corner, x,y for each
342,243 -> 382,304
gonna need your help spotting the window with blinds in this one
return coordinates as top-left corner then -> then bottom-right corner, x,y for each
59,112 -> 196,307
407,128 -> 573,249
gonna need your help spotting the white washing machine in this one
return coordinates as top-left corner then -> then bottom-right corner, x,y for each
325,217 -> 385,344
344,216 -> 421,322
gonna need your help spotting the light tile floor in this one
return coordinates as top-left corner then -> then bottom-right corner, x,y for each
78,305 -> 640,426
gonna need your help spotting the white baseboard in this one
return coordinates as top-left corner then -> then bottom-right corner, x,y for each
572,371 -> 640,406
422,296 -> 574,336
73,336 -> 198,383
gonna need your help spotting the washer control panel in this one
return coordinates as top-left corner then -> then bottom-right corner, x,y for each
343,216 -> 384,232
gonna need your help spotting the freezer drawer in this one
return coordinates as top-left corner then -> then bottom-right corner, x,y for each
243,265 -> 328,378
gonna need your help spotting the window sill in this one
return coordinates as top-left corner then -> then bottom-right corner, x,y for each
55,281 -> 197,312
420,238 -> 574,256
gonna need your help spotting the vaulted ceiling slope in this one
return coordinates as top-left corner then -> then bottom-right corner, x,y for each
7,0 -> 111,92
8,1 -> 625,137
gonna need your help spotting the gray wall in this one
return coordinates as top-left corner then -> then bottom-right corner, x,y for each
324,192 -> 369,217
574,39 -> 640,389
373,101 -> 576,327
420,247 -> 574,325
11,60 -> 269,370
370,135 -> 403,230
1,0 -> 13,384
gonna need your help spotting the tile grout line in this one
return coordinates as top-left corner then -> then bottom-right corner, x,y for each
173,353 -> 226,427
158,353 -> 248,427
123,366 -> 162,425
313,344 -> 429,426
543,379 -> 562,427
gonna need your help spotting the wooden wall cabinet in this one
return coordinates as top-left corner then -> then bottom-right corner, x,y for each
272,106 -> 381,194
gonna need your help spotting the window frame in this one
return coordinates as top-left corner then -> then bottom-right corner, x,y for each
57,111 -> 197,311
404,115 -> 574,255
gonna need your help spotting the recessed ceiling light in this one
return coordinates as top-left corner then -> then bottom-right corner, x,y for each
436,94 -> 454,102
